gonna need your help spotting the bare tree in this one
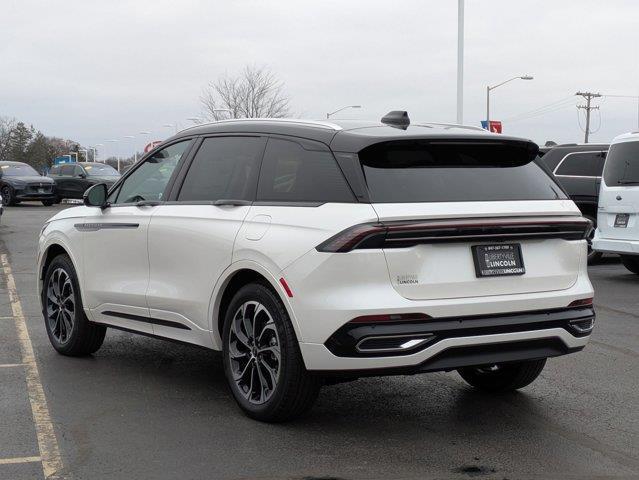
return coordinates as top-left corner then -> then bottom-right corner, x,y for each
0,116 -> 16,160
200,66 -> 291,120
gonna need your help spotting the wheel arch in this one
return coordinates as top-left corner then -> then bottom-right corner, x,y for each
210,261 -> 299,350
38,241 -> 82,299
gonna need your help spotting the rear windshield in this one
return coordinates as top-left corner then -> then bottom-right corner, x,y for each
83,163 -> 120,176
603,141 -> 639,185
358,141 -> 566,203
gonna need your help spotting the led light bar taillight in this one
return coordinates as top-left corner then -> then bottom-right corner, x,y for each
316,216 -> 593,253
315,223 -> 386,253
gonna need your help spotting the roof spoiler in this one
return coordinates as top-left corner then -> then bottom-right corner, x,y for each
381,111 -> 410,128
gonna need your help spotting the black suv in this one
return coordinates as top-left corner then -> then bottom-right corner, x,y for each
539,143 -> 609,262
0,161 -> 56,206
48,162 -> 120,200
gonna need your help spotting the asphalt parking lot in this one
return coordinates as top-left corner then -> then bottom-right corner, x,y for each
0,204 -> 638,480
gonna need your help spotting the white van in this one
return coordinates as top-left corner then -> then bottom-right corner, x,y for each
593,131 -> 639,273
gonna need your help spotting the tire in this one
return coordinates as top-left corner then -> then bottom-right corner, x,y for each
584,215 -> 602,264
222,282 -> 321,422
457,359 -> 546,393
620,255 -> 639,274
41,200 -> 55,206
1,185 -> 15,206
42,254 -> 106,356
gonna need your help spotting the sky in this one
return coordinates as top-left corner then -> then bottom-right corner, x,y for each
1,0 -> 638,158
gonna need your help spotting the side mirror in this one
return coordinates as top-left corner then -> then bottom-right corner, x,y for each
79,173 -> 87,179
84,183 -> 109,209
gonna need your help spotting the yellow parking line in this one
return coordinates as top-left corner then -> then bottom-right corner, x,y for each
1,254 -> 65,479
0,363 -> 24,368
0,456 -> 41,465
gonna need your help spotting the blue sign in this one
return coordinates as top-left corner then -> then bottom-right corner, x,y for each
54,156 -> 73,165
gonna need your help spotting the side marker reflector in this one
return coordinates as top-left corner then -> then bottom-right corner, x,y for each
279,278 -> 293,298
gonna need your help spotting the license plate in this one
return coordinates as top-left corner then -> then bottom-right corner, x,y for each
614,213 -> 629,228
472,244 -> 525,277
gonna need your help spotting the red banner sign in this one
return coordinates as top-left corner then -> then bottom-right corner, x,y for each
144,141 -> 163,153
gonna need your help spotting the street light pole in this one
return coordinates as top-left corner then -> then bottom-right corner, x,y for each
326,105 -> 362,119
94,144 -> 104,162
124,135 -> 136,163
107,139 -> 119,172
485,75 -> 534,129
138,132 -> 151,158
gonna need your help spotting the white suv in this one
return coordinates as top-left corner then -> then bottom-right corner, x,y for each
593,131 -> 639,273
38,114 -> 595,422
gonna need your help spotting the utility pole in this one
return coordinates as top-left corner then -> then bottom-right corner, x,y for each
576,92 -> 601,143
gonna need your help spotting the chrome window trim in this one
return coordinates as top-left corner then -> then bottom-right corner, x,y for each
553,150 -> 605,179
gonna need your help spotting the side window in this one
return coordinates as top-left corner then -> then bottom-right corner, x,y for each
60,164 -> 75,176
257,138 -> 355,203
555,152 -> 605,177
114,140 -> 191,204
178,137 -> 265,202
49,165 -> 60,175
73,165 -> 84,177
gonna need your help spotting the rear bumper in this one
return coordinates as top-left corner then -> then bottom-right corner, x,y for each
592,236 -> 639,255
301,307 -> 593,372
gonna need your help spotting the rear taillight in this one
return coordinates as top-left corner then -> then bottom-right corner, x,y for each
316,216 -> 593,253
316,223 -> 386,253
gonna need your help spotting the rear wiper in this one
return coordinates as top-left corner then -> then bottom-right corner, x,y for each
617,180 -> 639,185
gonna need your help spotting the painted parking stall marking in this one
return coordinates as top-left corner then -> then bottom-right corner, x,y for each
1,254 -> 65,479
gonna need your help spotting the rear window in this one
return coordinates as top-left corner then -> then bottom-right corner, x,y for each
84,163 -> 120,177
603,141 -> 639,185
358,140 -> 566,203
555,152 -> 605,177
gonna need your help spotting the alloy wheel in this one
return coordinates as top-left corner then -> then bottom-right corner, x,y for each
46,268 -> 75,344
228,301 -> 281,405
1,186 -> 12,205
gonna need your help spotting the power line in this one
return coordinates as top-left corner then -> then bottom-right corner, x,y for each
505,101 -> 575,124
575,92 -> 601,143
502,96 -> 575,123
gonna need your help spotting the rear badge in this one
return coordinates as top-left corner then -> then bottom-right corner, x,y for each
397,274 -> 418,285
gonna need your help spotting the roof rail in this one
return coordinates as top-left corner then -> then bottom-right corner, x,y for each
178,117 -> 343,134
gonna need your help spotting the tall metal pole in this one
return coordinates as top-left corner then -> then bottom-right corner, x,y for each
456,0 -> 464,124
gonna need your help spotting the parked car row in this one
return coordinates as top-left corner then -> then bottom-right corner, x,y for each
538,132 -> 639,273
0,161 -> 121,206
